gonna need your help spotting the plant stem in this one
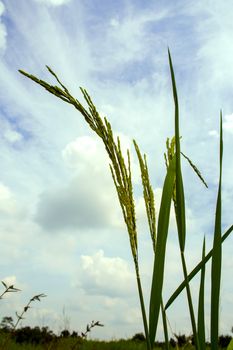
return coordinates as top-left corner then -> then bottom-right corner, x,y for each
161,299 -> 169,350
197,238 -> 206,349
211,113 -> 223,350
180,251 -> 200,350
135,262 -> 151,350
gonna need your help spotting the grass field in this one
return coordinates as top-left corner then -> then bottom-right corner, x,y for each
0,336 -> 216,350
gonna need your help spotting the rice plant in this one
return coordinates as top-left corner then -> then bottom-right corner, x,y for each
19,50 -> 233,349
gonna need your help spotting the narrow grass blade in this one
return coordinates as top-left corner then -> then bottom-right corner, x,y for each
168,48 -> 199,349
165,224 -> 233,310
168,49 -> 186,251
161,299 -> 169,350
197,237 -> 206,349
211,112 -> 223,350
227,339 -> 233,350
149,155 -> 176,346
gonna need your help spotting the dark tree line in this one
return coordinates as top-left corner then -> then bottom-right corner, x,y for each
131,331 -> 232,348
0,316 -> 80,346
0,316 -> 104,346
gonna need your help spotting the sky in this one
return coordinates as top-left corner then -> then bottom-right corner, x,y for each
0,0 -> 233,342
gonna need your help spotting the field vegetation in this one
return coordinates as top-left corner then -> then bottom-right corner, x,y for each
1,51 -> 232,349
1,281 -> 232,348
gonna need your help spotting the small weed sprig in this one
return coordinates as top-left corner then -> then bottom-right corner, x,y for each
0,281 -> 21,300
13,293 -> 47,331
81,320 -> 104,339
0,288 -> 46,350
70,320 -> 104,350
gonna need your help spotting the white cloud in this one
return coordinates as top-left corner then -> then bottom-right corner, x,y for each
0,1 -> 6,51
123,307 -> 141,325
62,136 -> 108,172
0,118 -> 23,144
0,183 -> 17,215
2,275 -> 17,287
208,130 -> 219,138
0,2 -> 4,16
94,8 -> 171,71
223,113 -> 233,134
193,0 -> 233,94
4,129 -> 22,143
79,250 -> 135,297
0,23 -> 6,50
36,136 -> 124,231
34,0 -> 71,6
35,176 -> 119,231
109,18 -> 119,28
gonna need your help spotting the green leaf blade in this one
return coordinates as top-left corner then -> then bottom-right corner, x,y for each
149,155 -> 176,346
227,339 -> 233,350
197,237 -> 206,349
211,112 -> 223,350
165,224 -> 233,310
168,48 -> 186,251
168,49 -> 199,348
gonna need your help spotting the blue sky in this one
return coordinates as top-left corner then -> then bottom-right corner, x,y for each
0,0 -> 233,341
